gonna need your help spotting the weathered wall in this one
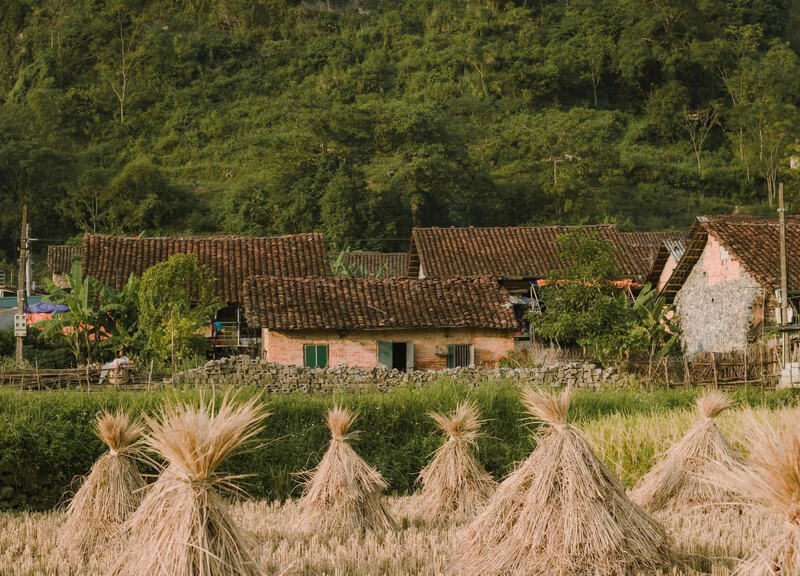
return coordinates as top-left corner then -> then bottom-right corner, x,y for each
263,328 -> 515,370
675,235 -> 762,355
170,355 -> 622,391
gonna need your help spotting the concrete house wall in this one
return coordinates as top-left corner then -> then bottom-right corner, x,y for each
262,328 -> 515,370
675,234 -> 762,355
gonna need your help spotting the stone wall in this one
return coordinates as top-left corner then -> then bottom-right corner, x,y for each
168,355 -> 622,392
675,235 -> 762,355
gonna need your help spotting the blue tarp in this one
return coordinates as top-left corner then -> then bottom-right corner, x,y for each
25,301 -> 70,314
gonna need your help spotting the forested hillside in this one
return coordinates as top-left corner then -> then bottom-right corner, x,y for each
2,0 -> 800,261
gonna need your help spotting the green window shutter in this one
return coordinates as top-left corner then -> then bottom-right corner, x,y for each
317,345 -> 328,368
447,345 -> 455,369
304,345 -> 315,367
377,341 -> 393,368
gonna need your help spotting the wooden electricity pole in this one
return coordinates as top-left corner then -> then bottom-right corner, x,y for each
779,183 -> 790,367
16,205 -> 27,365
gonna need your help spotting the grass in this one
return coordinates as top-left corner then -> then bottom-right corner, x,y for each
1,389 -> 800,574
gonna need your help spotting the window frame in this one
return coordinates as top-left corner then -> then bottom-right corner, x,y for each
304,344 -> 329,368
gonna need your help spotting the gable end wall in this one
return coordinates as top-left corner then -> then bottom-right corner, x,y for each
674,235 -> 761,355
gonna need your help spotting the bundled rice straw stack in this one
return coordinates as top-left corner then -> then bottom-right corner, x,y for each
297,406 -> 397,535
112,395 -> 268,576
458,388 -> 675,576
630,390 -> 740,512
60,410 -> 145,555
712,412 -> 800,575
415,401 -> 495,522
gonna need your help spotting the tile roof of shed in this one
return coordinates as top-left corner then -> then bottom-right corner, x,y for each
243,276 -> 517,330
82,233 -> 331,303
660,215 -> 800,302
341,252 -> 409,278
408,225 -> 646,280
47,245 -> 82,275
619,231 -> 686,273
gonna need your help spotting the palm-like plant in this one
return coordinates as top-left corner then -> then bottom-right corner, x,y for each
39,263 -> 139,364
630,283 -> 680,375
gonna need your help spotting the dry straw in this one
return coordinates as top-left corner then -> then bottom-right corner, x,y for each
297,406 -> 397,535
112,394 -> 268,576
458,387 -> 675,576
630,390 -> 741,512
415,401 -> 495,522
60,410 -> 145,555
711,412 -> 800,575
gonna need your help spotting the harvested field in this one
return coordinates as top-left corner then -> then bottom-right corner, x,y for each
0,398 -> 797,575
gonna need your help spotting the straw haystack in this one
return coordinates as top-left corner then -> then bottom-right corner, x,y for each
712,412 -> 800,575
112,395 -> 268,576
630,390 -> 741,512
458,388 -> 675,576
297,406 -> 397,535
415,402 -> 495,522
60,410 -> 145,554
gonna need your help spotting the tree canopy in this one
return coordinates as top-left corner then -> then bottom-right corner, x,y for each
3,0 -> 800,260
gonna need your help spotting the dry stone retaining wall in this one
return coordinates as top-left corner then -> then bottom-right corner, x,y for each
168,355 -> 622,392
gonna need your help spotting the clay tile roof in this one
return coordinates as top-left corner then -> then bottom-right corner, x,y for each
408,225 -> 645,280
341,252 -> 409,278
660,215 -> 800,302
243,276 -> 517,330
82,233 -> 331,302
47,245 -> 82,275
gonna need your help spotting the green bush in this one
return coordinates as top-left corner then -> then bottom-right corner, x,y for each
0,382 -> 796,510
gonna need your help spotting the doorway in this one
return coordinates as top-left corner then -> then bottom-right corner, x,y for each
392,342 -> 407,371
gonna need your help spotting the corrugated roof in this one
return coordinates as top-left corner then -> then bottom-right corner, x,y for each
82,233 -> 332,302
243,276 -> 517,331
408,225 -> 646,280
341,252 -> 409,278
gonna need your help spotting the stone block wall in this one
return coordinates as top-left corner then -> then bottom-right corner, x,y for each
168,355 -> 622,392
675,235 -> 762,355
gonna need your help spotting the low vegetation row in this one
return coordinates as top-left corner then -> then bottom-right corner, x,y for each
1,381 -> 796,511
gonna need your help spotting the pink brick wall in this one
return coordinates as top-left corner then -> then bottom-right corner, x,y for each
263,328 -> 515,370
701,235 -> 746,286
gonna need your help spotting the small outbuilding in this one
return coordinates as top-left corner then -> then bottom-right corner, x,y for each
242,276 -> 517,370
661,215 -> 800,355
47,245 -> 82,289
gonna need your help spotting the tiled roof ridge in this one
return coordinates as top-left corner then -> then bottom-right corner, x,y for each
243,275 -> 516,331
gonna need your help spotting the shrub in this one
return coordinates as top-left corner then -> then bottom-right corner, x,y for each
0,382 -> 796,511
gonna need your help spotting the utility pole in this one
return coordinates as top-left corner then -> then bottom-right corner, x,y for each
25,223 -> 32,296
779,183 -> 791,367
15,205 -> 27,365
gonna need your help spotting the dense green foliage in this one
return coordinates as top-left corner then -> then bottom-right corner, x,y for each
531,233 -> 634,357
531,233 -> 679,360
3,0 -> 800,261
0,381 -> 797,511
137,254 -> 221,364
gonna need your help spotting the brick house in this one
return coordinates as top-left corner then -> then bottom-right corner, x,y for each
81,233 -> 331,350
46,245 -> 82,289
242,276 -> 517,370
660,216 -> 800,355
